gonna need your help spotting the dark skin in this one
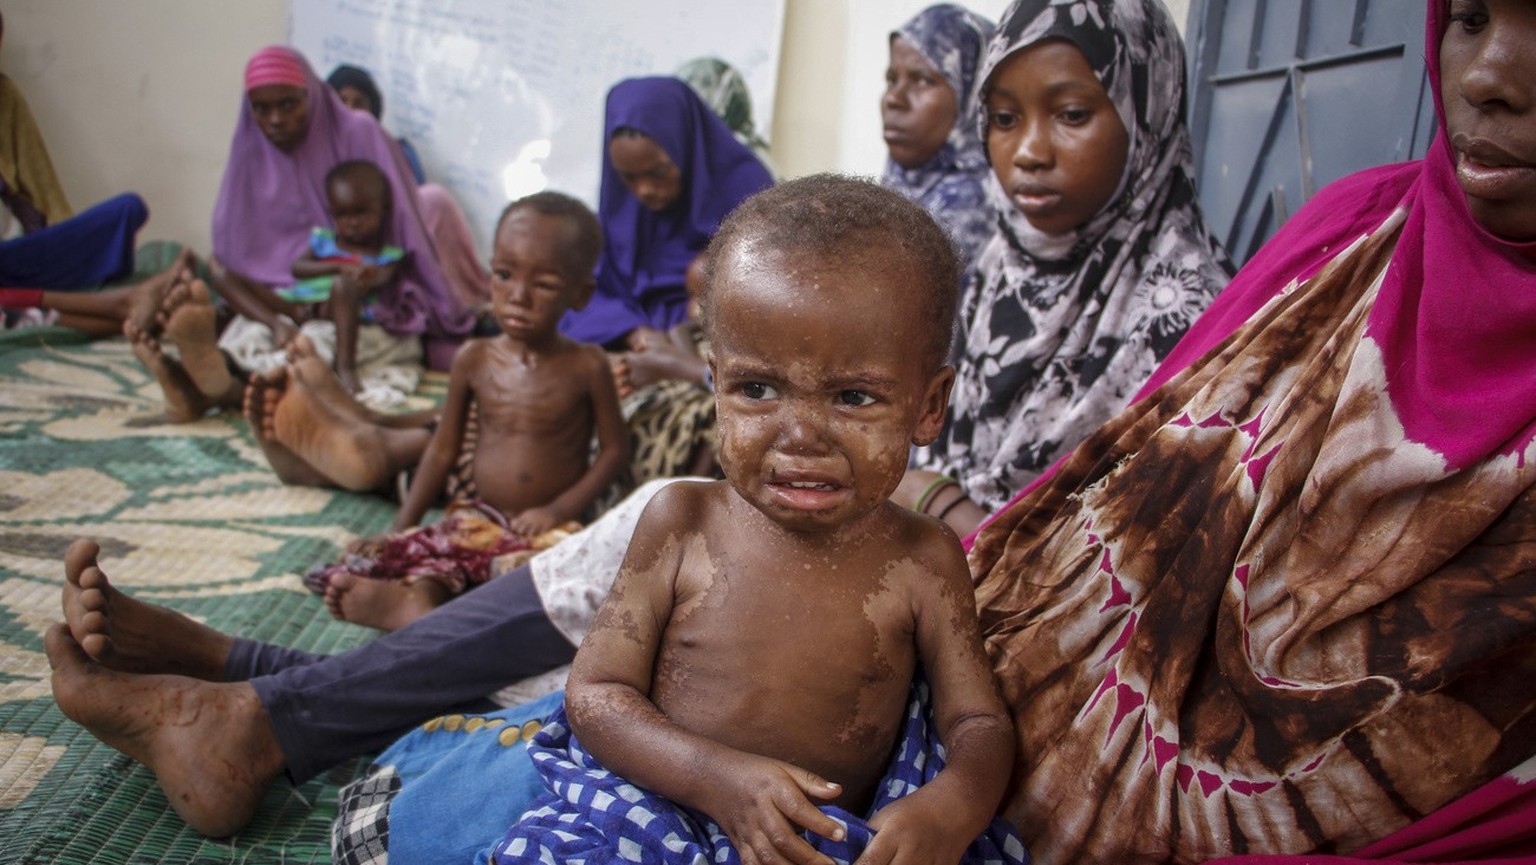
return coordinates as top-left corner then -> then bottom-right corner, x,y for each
291,172 -> 403,392
322,207 -> 632,631
882,35 -> 958,169
212,83 -> 321,350
1441,0 -> 1536,243
566,242 -> 1012,865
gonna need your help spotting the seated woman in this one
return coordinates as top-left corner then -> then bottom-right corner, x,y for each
881,3 -> 996,271
325,62 -> 491,313
596,75 -> 775,482
561,76 -> 773,351
129,46 -> 473,422
902,0 -> 1234,526
0,9 -> 163,338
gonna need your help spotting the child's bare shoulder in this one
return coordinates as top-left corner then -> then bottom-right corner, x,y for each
636,479 -> 724,534
881,503 -> 971,584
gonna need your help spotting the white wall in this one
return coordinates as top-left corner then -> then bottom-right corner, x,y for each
0,0 -> 1187,255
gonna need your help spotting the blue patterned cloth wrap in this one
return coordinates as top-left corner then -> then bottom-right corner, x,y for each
492,678 -> 1030,865
278,226 -> 403,305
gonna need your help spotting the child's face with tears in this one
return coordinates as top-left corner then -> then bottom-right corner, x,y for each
708,242 -> 952,536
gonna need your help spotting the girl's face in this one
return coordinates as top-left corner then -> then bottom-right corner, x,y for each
882,36 -> 958,169
247,84 -> 310,153
608,133 -> 683,212
984,39 -> 1129,237
1440,0 -> 1536,242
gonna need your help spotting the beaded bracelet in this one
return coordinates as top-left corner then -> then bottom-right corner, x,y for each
912,475 -> 959,514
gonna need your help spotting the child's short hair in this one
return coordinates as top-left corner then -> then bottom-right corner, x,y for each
324,159 -> 392,210
703,173 -> 961,369
497,191 -> 604,278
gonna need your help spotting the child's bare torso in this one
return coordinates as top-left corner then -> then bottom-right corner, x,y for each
460,336 -> 600,518
651,483 -> 931,811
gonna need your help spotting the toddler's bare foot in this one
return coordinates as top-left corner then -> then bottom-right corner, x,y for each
125,248 -> 196,336
46,624 -> 282,838
129,322 -> 212,423
163,279 -> 234,399
325,572 -> 449,632
61,539 -> 231,679
242,370 -> 335,487
269,363 -> 393,491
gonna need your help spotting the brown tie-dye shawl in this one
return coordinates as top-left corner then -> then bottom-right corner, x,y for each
969,212 -> 1536,864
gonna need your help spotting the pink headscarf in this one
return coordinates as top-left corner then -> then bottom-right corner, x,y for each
243,45 -> 307,91
1138,1 -> 1536,472
211,46 -> 471,365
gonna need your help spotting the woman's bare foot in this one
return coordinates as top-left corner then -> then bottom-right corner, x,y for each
125,248 -> 196,336
162,279 -> 235,400
128,322 -> 213,423
242,370 -> 337,487
623,339 -> 707,391
268,363 -> 398,491
324,572 -> 449,632
61,539 -> 232,679
46,624 -> 283,838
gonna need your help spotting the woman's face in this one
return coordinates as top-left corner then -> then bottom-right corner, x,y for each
335,84 -> 374,115
608,132 -> 683,212
247,84 -> 310,152
984,39 -> 1129,237
1440,0 -> 1536,241
882,36 -> 958,169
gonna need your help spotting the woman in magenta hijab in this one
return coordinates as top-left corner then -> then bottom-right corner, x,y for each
211,46 -> 471,371
966,0 -> 1536,862
559,76 -> 773,349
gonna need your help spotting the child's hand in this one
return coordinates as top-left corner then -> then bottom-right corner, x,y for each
702,753 -> 845,865
508,507 -> 562,538
854,793 -> 973,865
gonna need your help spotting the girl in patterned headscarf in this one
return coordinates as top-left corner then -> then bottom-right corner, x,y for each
913,0 -> 1233,512
881,4 -> 996,270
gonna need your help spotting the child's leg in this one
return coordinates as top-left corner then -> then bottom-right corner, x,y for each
326,276 -> 363,393
288,334 -> 439,429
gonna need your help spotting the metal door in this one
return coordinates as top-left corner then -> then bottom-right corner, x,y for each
1185,0 -> 1436,264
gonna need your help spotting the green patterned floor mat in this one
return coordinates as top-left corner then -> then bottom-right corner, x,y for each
0,328 -> 439,863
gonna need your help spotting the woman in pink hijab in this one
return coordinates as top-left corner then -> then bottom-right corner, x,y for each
967,0 -> 1536,862
208,46 -> 471,373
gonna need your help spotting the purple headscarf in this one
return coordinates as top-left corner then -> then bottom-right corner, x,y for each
211,46 -> 471,364
560,76 -> 774,347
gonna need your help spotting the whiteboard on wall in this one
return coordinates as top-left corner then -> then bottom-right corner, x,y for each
290,0 -> 785,253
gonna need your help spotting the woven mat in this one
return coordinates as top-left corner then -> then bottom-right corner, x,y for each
0,327 -> 442,863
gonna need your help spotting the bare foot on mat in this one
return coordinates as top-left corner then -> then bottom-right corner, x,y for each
325,571 -> 448,632
60,539 -> 233,680
128,322 -> 212,423
46,623 -> 283,838
242,369 -> 337,488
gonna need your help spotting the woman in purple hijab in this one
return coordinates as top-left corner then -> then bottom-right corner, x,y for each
560,76 -> 774,349
210,46 -> 472,372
